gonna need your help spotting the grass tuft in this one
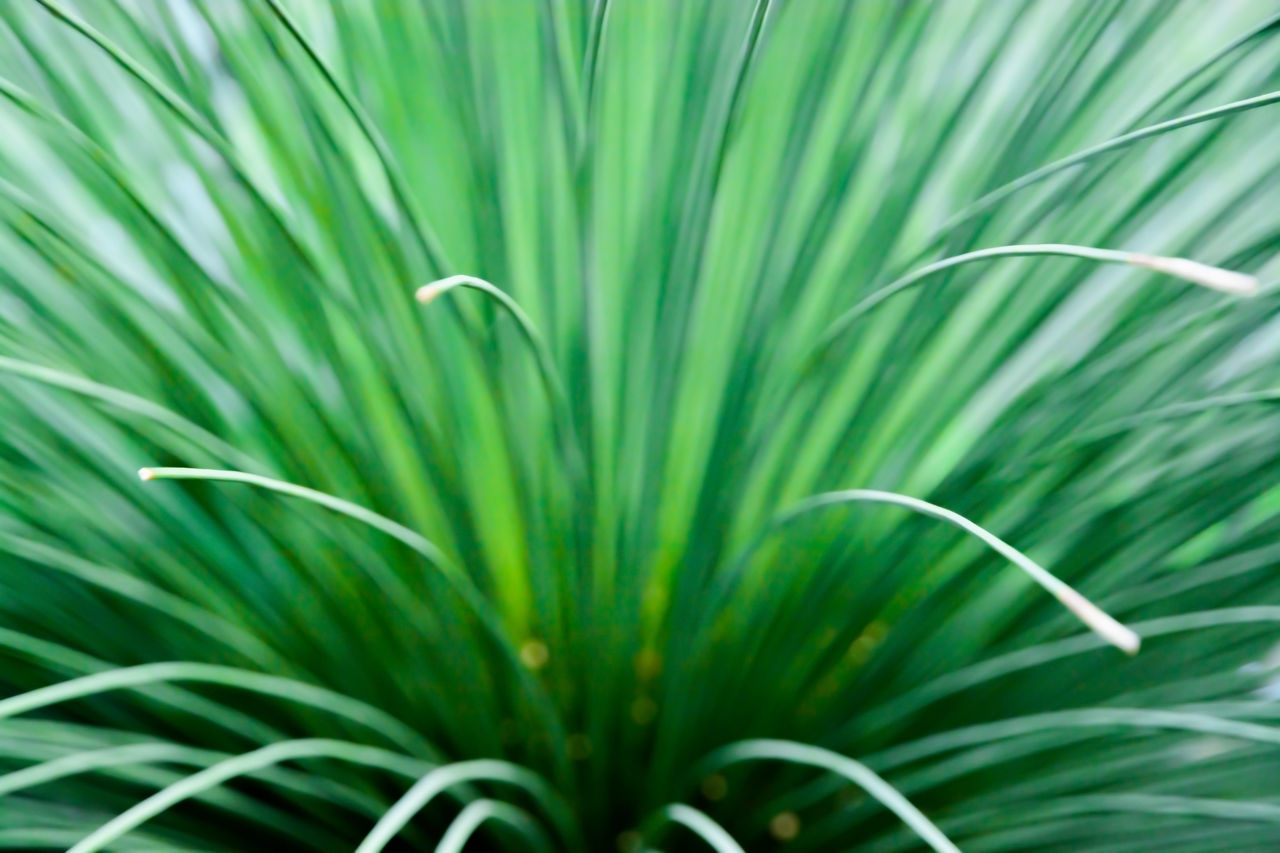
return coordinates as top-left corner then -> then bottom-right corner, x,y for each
0,1 -> 1279,850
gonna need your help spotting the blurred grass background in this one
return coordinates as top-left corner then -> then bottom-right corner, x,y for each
0,0 -> 1279,849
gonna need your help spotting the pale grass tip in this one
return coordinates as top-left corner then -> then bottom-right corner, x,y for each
1128,254 -> 1258,296
1057,586 -> 1141,655
137,467 -> 156,481
415,282 -> 448,304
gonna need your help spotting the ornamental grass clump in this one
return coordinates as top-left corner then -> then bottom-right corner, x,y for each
1,1 -> 1279,850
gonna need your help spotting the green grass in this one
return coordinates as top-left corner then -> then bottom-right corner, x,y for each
0,0 -> 1279,849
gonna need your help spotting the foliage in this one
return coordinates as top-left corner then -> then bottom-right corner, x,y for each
0,0 -> 1279,849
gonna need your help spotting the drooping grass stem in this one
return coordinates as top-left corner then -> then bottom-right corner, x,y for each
807,243 -> 1256,371
704,488 -> 1140,654
137,467 -> 573,787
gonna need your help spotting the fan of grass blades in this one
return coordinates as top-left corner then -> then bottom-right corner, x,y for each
0,0 -> 1279,850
